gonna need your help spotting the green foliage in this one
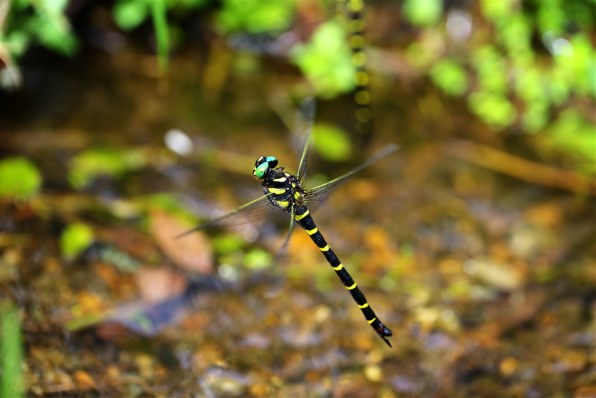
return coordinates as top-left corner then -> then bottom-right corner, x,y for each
151,0 -> 169,73
430,59 -> 468,96
403,0 -> 442,27
243,248 -> 273,270
479,0 -> 517,20
114,0 -> 151,31
312,123 -> 352,161
68,148 -> 146,189
60,223 -> 94,261
2,0 -> 209,75
213,234 -> 245,255
113,0 -> 209,31
0,157 -> 42,200
1,0 -> 593,174
113,0 -> 210,72
112,0 -> 177,71
0,304 -> 23,398
2,0 -> 78,59
471,46 -> 507,94
216,0 -> 297,34
546,109 -> 596,174
368,0 -> 594,143
468,91 -> 516,129
30,0 -> 78,55
291,20 -> 356,98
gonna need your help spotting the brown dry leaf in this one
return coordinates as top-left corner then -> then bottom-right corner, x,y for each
73,370 -> 97,390
149,210 -> 213,274
135,266 -> 187,303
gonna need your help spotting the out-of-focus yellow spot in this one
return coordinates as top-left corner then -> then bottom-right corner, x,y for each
364,364 -> 383,382
500,356 -> 518,376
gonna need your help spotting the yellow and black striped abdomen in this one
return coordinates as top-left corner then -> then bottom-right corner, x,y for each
293,204 -> 393,345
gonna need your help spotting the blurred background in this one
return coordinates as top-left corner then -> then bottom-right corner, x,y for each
0,0 -> 594,396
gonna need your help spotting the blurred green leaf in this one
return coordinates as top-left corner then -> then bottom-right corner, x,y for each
546,67 -> 570,105
216,0 -> 297,34
546,109 -> 596,174
431,59 -> 468,96
498,13 -> 532,62
480,0 -> 515,21
178,0 -> 209,7
213,234 -> 245,255
514,67 -> 543,102
536,0 -> 565,34
34,16 -> 78,55
562,35 -> 596,97
60,223 -> 94,261
0,305 -> 23,398
114,0 -> 150,31
0,157 -> 42,200
403,0 -> 442,26
40,0 -> 68,12
68,148 -> 145,189
3,31 -> 30,57
513,67 -> 550,131
521,102 -> 548,132
29,0 -> 78,55
468,91 -> 516,128
313,123 -> 352,161
12,0 -> 31,9
151,0 -> 169,72
472,45 -> 507,94
291,20 -> 355,97
244,248 -> 273,270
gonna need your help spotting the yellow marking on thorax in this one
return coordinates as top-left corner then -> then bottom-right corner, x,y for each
267,187 -> 286,195
294,210 -> 309,221
272,177 -> 287,183
305,227 -> 318,235
346,282 -> 357,290
293,192 -> 301,200
277,201 -> 289,208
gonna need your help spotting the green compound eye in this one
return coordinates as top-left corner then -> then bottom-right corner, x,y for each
253,156 -> 278,179
253,162 -> 269,179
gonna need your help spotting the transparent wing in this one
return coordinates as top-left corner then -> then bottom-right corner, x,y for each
295,98 -> 316,184
175,193 -> 279,238
303,144 -> 399,209
272,204 -> 297,264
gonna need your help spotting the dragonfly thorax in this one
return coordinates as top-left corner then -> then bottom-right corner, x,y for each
260,166 -> 305,211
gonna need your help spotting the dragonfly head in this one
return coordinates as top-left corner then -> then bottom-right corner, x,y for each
253,156 -> 278,180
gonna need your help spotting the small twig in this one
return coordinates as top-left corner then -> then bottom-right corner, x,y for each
446,139 -> 596,196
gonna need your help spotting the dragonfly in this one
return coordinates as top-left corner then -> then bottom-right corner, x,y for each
178,101 -> 397,347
